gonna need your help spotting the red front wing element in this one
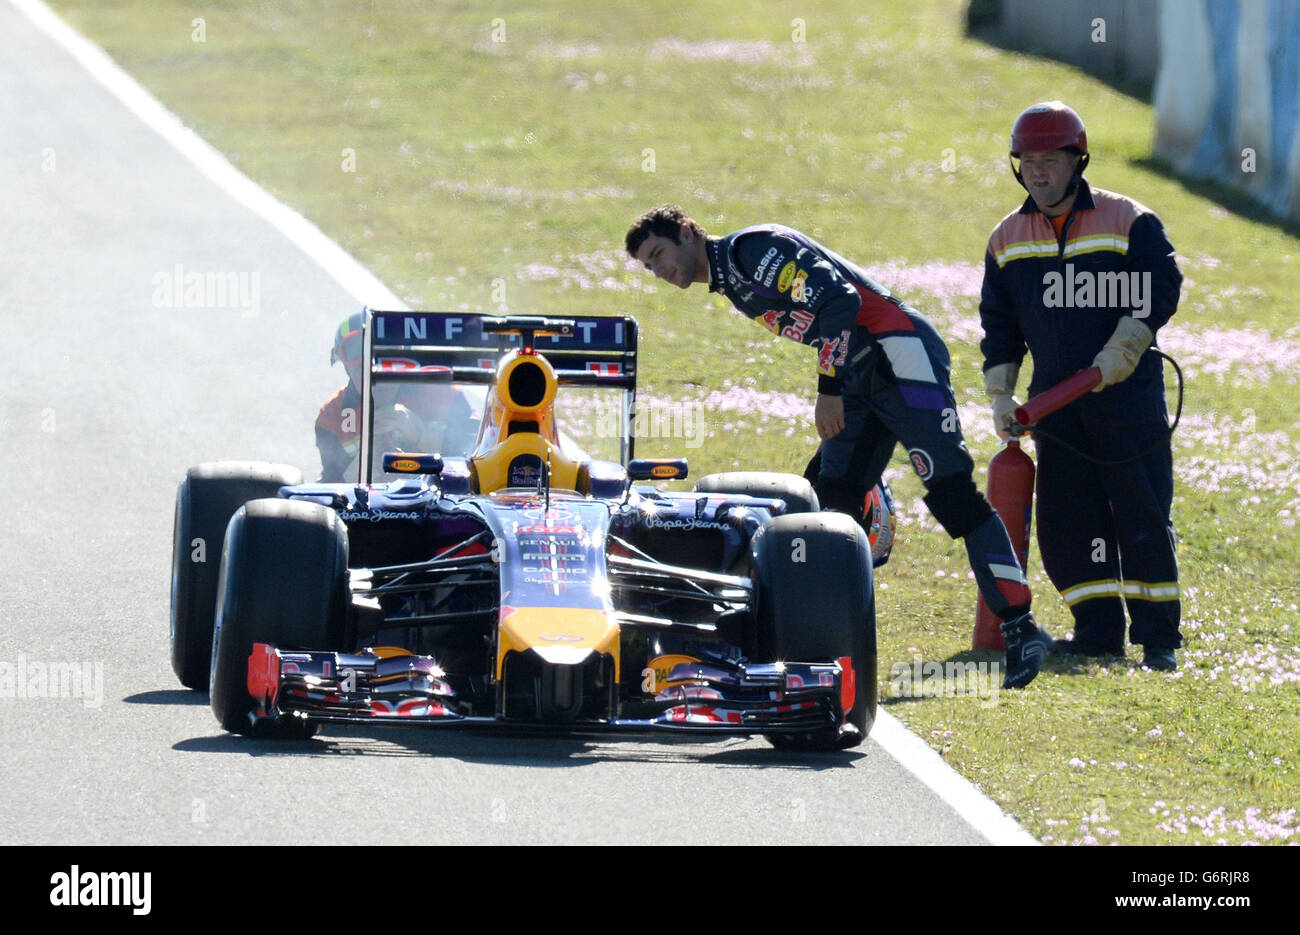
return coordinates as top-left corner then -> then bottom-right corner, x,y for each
837,655 -> 855,718
248,643 -> 282,709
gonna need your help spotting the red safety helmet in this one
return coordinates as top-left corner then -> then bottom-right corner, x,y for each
1008,101 -> 1090,199
1009,101 -> 1088,155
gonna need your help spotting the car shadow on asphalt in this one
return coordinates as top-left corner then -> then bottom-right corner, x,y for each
126,689 -> 209,706
174,724 -> 867,769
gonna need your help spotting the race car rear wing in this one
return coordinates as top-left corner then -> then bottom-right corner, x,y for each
364,310 -> 637,387
358,309 -> 640,480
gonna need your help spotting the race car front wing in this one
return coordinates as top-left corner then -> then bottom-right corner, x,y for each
246,643 -> 848,737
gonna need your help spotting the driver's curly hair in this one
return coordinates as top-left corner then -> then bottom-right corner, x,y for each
624,204 -> 706,258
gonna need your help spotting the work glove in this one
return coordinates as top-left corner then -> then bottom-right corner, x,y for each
1092,317 -> 1153,390
984,362 -> 1021,440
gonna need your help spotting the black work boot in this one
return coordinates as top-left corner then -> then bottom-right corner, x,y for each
1001,612 -> 1052,689
1141,646 -> 1177,671
1054,600 -> 1125,658
1050,636 -> 1124,657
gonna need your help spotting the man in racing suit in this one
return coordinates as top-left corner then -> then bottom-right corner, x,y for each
316,312 -> 479,482
979,102 -> 1182,671
627,204 -> 1053,689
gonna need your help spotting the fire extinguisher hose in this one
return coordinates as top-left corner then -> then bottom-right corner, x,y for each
1011,348 -> 1184,466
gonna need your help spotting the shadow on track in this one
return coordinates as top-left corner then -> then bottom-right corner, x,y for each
174,723 -> 867,770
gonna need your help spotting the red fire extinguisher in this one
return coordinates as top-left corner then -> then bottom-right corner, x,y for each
973,367 -> 1103,650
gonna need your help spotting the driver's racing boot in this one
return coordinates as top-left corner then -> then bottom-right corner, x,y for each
1001,612 -> 1052,689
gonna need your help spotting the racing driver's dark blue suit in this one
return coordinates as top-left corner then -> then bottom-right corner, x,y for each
706,224 -> 1033,621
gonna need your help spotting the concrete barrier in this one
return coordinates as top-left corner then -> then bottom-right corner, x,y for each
973,0 -> 1300,223
977,0 -> 1159,90
1153,0 -> 1300,221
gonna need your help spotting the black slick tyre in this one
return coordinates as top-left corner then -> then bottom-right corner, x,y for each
694,471 -> 820,515
750,512 -> 876,751
209,498 -> 349,738
170,461 -> 303,690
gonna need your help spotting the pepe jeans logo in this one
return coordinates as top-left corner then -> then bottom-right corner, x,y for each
339,509 -> 424,523
643,517 -> 729,531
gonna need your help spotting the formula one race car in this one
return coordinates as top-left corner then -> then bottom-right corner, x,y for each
170,311 -> 895,750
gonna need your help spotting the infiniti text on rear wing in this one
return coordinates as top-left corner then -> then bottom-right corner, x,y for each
357,310 -> 640,481
365,310 -> 637,388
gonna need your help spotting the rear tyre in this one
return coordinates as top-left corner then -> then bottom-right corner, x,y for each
750,512 -> 876,751
694,471 -> 819,515
209,499 -> 349,738
170,462 -> 304,690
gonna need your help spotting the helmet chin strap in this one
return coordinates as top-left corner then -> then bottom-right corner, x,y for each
1010,154 -> 1027,191
1043,188 -> 1074,210
1048,153 -> 1090,208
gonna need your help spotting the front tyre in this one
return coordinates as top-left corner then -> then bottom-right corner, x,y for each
170,461 -> 303,690
209,498 -> 349,737
750,512 -> 876,751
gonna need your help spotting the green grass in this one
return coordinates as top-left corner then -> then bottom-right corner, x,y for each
53,0 -> 1300,843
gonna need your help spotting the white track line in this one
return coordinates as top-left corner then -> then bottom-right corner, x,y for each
14,0 -> 1039,846
874,711 -> 1039,845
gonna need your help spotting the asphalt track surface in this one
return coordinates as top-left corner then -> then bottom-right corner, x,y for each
0,2 -> 1018,845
